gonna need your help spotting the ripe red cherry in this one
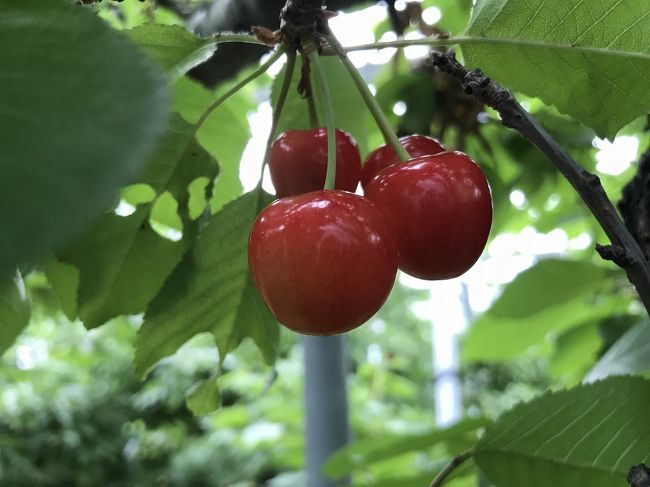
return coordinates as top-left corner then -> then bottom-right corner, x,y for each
361,135 -> 445,189
248,190 -> 398,335
269,129 -> 362,197
364,151 -> 492,280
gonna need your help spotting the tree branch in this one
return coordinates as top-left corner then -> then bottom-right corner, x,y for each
429,450 -> 473,487
628,464 -> 650,487
431,50 -> 650,317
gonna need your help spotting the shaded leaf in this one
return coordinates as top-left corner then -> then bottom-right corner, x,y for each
0,274 -> 30,355
186,375 -> 221,415
462,0 -> 650,138
43,260 -> 79,321
134,188 -> 279,378
476,376 -> 650,487
0,0 -> 167,276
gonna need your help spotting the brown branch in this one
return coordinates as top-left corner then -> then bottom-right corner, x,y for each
431,50 -> 650,317
429,450 -> 473,487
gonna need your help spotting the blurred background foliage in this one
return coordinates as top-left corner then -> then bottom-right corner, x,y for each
3,0 -> 648,485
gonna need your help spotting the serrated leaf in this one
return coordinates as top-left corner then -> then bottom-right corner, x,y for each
463,259 -> 626,362
0,274 -> 30,355
128,24 -> 218,81
271,55 -> 368,155
462,0 -> 650,138
324,418 -> 489,478
134,189 -> 279,378
186,376 -> 221,415
586,321 -> 650,382
0,0 -> 167,277
56,114 -> 218,328
173,77 -> 253,211
476,376 -> 650,487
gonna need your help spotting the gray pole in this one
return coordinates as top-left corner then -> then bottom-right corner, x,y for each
304,335 -> 350,487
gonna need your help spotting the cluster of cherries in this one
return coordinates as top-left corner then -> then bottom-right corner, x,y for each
248,128 -> 492,336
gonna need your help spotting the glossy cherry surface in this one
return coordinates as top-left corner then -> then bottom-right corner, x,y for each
269,128 -> 362,197
364,151 -> 492,280
361,135 -> 445,189
248,190 -> 398,335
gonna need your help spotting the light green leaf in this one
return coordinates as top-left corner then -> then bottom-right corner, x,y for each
186,376 -> 221,415
549,323 -> 602,384
134,189 -> 279,378
127,24 -> 218,81
173,77 -> 253,211
462,0 -> 650,138
0,0 -> 167,277
324,418 -> 489,478
586,321 -> 650,382
0,274 -> 30,355
56,114 -> 218,328
463,259 -> 625,362
271,55 -> 368,155
476,376 -> 650,487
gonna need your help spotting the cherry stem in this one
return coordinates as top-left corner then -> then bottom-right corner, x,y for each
259,50 -> 297,186
306,76 -> 320,129
196,47 -> 286,131
428,450 -> 474,487
324,30 -> 410,162
306,48 -> 337,191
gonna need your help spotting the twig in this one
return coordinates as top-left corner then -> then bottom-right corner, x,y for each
628,464 -> 650,487
429,450 -> 473,487
431,50 -> 650,318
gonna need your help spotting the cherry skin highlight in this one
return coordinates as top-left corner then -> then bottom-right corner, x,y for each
361,135 -> 445,189
248,190 -> 398,335
364,151 -> 492,280
269,128 -> 362,197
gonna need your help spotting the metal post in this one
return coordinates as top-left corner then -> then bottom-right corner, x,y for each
304,335 -> 350,487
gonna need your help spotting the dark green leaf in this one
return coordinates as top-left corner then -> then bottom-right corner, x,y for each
476,376 -> 650,487
463,0 -> 650,138
0,0 -> 167,276
43,260 -> 79,321
134,189 -> 279,378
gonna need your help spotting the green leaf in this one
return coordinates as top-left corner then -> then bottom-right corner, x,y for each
271,55 -> 368,155
186,376 -> 221,415
128,24 -> 218,82
134,188 -> 279,378
324,418 -> 489,478
475,376 -> 650,487
56,114 -> 218,328
0,0 -> 167,277
462,0 -> 650,138
173,77 -> 253,211
0,274 -> 30,355
548,323 -> 602,384
43,260 -> 79,321
463,259 -> 626,362
586,321 -> 650,382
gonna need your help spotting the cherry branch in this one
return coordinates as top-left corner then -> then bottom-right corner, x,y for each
428,450 -> 473,487
431,50 -> 650,317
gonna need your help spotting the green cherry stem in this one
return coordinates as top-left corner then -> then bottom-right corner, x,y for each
307,48 -> 337,191
196,46 -> 286,131
325,31 -> 410,163
259,49 -> 297,185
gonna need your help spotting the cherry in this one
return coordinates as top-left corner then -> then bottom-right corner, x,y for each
364,151 -> 492,280
361,135 -> 445,189
248,190 -> 398,335
268,128 -> 362,197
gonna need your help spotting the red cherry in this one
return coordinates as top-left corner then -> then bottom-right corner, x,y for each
269,129 -> 362,197
248,190 -> 398,335
364,151 -> 492,280
361,135 -> 445,189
